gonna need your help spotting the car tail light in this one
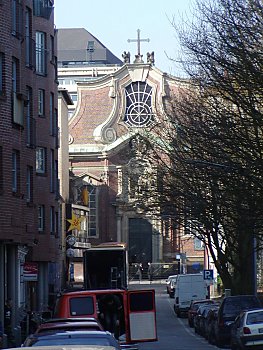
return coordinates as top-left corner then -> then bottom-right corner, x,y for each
243,327 -> 251,334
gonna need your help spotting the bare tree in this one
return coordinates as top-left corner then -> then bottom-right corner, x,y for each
139,0 -> 263,294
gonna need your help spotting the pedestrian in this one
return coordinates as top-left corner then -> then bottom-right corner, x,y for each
147,262 -> 153,282
98,294 -> 123,339
136,263 -> 143,282
4,299 -> 15,348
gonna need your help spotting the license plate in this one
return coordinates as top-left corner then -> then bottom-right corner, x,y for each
258,328 -> 263,333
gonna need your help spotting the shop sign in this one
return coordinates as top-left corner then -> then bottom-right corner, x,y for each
23,262 -> 38,281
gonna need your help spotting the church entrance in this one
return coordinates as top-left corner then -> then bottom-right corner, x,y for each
128,218 -> 152,269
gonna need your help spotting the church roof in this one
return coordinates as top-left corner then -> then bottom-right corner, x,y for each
57,28 -> 123,66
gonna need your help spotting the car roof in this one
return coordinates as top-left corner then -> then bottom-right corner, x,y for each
29,330 -> 111,338
43,318 -> 98,323
36,321 -> 103,333
13,346 -> 116,350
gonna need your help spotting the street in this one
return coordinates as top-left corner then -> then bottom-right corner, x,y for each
129,281 -> 228,350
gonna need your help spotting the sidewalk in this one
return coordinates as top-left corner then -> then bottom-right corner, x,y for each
129,279 -> 166,285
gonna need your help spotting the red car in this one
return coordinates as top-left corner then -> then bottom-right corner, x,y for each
188,299 -> 215,327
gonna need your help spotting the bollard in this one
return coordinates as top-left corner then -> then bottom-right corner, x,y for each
224,288 -> 231,297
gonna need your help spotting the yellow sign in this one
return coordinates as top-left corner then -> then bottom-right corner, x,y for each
67,212 -> 83,232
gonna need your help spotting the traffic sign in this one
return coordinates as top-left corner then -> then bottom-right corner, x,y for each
203,269 -> 214,280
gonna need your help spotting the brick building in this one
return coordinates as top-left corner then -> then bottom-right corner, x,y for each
0,0 -> 59,328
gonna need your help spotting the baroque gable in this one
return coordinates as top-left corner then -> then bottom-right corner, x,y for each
68,63 -> 180,155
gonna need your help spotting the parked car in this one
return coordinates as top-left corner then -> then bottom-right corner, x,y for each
166,275 -> 177,295
194,304 -> 215,335
198,304 -> 219,338
203,304 -> 220,340
168,278 -> 177,298
215,295 -> 262,348
188,299 -> 215,328
23,330 -> 121,349
174,273 -> 209,317
230,308 -> 263,350
34,318 -> 104,334
206,306 -> 220,345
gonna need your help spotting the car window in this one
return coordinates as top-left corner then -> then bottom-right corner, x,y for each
70,297 -> 94,316
223,297 -> 261,317
247,311 -> 263,325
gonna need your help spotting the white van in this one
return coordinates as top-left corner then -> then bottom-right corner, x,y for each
173,273 -> 209,317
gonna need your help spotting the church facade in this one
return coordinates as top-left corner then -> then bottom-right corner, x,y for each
67,48 -> 205,272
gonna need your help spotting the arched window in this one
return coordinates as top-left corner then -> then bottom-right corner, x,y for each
124,82 -> 154,127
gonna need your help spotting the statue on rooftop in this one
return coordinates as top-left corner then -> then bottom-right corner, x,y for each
147,51 -> 155,65
122,51 -> 130,63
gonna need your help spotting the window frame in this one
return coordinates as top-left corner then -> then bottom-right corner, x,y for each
36,147 -> 46,174
38,89 -> 45,116
36,31 -> 46,75
12,149 -> 20,193
38,205 -> 45,232
26,165 -> 33,203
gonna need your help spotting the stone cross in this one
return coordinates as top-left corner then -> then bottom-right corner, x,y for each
128,29 -> 150,56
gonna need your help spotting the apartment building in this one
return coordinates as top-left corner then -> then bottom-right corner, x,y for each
0,0 -> 59,327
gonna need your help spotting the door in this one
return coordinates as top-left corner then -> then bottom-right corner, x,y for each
126,289 -> 157,342
129,218 -> 152,265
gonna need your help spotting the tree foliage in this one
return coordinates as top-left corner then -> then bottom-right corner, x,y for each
140,0 -> 263,294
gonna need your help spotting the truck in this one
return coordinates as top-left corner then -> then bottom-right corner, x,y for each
54,243 -> 158,348
83,242 -> 128,290
173,273 -> 209,317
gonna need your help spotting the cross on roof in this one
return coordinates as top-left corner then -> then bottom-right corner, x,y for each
127,29 -> 150,56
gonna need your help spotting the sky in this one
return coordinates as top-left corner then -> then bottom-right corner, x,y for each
54,0 -> 197,76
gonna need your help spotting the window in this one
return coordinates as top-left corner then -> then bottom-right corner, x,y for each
124,81 -> 154,127
26,166 -> 33,203
87,41 -> 94,52
50,206 -> 54,234
54,110 -> 59,148
25,7 -> 33,68
50,35 -> 55,63
50,149 -> 54,192
55,211 -> 59,237
69,297 -> 94,316
36,31 -> 46,75
36,147 -> 46,174
33,0 -> 53,19
12,150 -> 20,193
38,205 -> 45,232
12,57 -> 18,93
54,159 -> 59,197
12,0 -> 22,38
38,89 -> 45,116
26,86 -> 36,147
0,52 -> 3,95
49,92 -> 54,135
88,185 -> 97,237
0,147 -> 3,192
70,94 -> 77,102
194,237 -> 203,251
12,57 -> 23,125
